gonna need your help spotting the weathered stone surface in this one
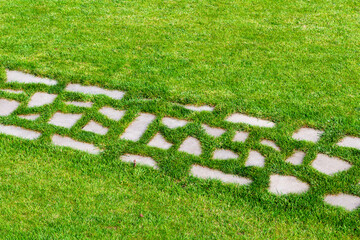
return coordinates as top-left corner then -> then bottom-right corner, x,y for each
120,154 -> 158,169
65,84 -> 125,100
28,92 -> 57,108
191,165 -> 252,185
183,105 -> 214,112
1,89 -> 24,94
233,131 -> 249,142
312,154 -> 352,175
337,136 -> 360,150
260,140 -> 280,151
148,133 -> 173,150
213,149 -> 238,160
286,151 -> 305,165
162,117 -> 188,129
48,112 -> 83,129
324,194 -> 360,211
99,107 -> 125,121
292,127 -> 323,143
82,121 -> 108,135
18,114 -> 40,121
52,134 -> 100,154
268,174 -> 309,195
245,150 -> 265,167
65,101 -> 93,108
178,137 -> 202,156
202,124 -> 225,137
6,70 -> 57,86
0,124 -> 41,140
120,113 -> 155,141
225,113 -> 275,128
0,99 -> 20,116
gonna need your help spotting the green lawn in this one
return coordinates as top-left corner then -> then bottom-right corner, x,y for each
0,0 -> 359,238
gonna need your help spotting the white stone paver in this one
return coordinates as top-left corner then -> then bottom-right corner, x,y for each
183,105 -> 214,112
48,112 -> 83,129
233,131 -> 249,142
6,70 -> 58,86
28,92 -> 57,108
162,117 -> 188,129
191,165 -> 252,185
245,150 -> 265,167
0,99 -> 20,116
65,84 -> 125,100
213,149 -> 238,160
178,137 -> 202,156
324,194 -> 360,211
120,113 -> 155,141
52,134 -> 100,154
292,127 -> 323,143
225,113 -> 275,128
337,136 -> 360,150
0,124 -> 41,140
147,133 -> 173,150
260,140 -> 280,151
202,124 -> 226,137
268,174 -> 309,195
99,107 -> 125,121
286,151 -> 306,165
65,101 -> 93,108
312,154 -> 352,175
1,89 -> 24,94
18,114 -> 40,121
82,121 -> 108,135
120,154 -> 158,169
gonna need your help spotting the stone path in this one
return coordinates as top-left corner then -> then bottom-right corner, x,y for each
0,70 -> 360,211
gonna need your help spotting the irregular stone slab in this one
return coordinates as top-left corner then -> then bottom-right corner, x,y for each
18,114 -> 40,121
183,105 -> 214,112
268,174 -> 309,195
0,124 -> 41,140
324,194 -> 360,211
82,121 -> 108,135
337,136 -> 360,150
52,134 -> 100,154
65,84 -> 125,100
120,154 -> 158,169
312,154 -> 352,175
6,70 -> 58,86
225,113 -> 275,128
202,124 -> 226,137
292,127 -> 323,143
233,131 -> 249,142
260,140 -> 280,151
28,92 -> 57,108
178,137 -> 202,156
0,99 -> 20,116
1,89 -> 24,94
99,107 -> 125,121
147,133 -> 173,150
120,113 -> 155,141
162,117 -> 188,129
213,149 -> 238,160
191,165 -> 252,185
285,151 -> 305,165
65,101 -> 93,108
48,112 -> 82,129
245,150 -> 265,167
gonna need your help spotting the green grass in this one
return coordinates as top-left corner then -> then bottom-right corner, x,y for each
0,0 -> 359,238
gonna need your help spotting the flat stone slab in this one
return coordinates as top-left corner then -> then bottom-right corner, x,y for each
99,107 -> 125,121
191,165 -> 252,185
0,99 -> 20,116
324,194 -> 360,211
233,131 -> 249,142
183,105 -> 214,112
268,174 -> 309,195
286,151 -> 305,165
260,140 -> 280,151
52,134 -> 100,154
65,101 -> 93,108
0,124 -> 41,140
337,136 -> 360,150
213,149 -> 238,160
245,150 -> 265,167
1,89 -> 24,94
178,136 -> 202,156
120,154 -> 158,169
18,114 -> 40,121
162,117 -> 188,129
6,70 -> 58,86
82,121 -> 108,135
147,133 -> 173,150
65,84 -> 125,100
48,112 -> 83,129
120,113 -> 155,141
292,127 -> 323,143
28,92 -> 57,108
225,113 -> 275,128
202,124 -> 226,137
312,154 -> 352,175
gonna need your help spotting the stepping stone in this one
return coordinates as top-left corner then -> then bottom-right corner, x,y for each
147,133 -> 173,150
18,114 -> 40,121
178,137 -> 202,156
120,113 -> 155,141
6,70 -> 58,86
312,154 -> 352,175
285,151 -> 305,165
191,165 -> 252,185
292,127 -> 323,143
0,124 -> 41,140
202,124 -> 226,137
260,140 -> 280,151
337,136 -> 360,150
82,121 -> 108,135
99,107 -> 125,121
65,101 -> 93,108
245,150 -> 265,167
268,174 -> 309,195
48,112 -> 82,129
120,154 -> 158,169
213,149 -> 238,160
28,92 -> 57,108
65,84 -> 125,100
0,99 -> 20,116
324,194 -> 360,211
225,113 -> 275,128
233,131 -> 249,142
183,105 -> 214,112
162,117 -> 188,129
51,134 -> 100,154
1,89 -> 24,94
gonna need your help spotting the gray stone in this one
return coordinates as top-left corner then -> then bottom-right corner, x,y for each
191,165 -> 252,185
260,139 -> 280,151
65,84 -> 125,100
65,101 -> 93,108
120,154 -> 158,169
6,70 -> 58,86
245,150 -> 265,167
0,124 -> 41,140
1,89 -> 24,94
162,117 -> 188,129
202,124 -> 226,137
292,127 -> 323,143
178,137 -> 202,156
268,174 -> 309,195
48,112 -> 83,129
0,99 -> 20,116
147,133 -> 173,150
18,114 -> 40,121
324,194 -> 360,211
183,105 -> 214,112
285,151 -> 305,165
99,107 -> 125,121
225,113 -> 275,128
28,92 -> 57,108
82,121 -> 108,135
213,149 -> 238,160
51,134 -> 100,154
233,131 -> 249,142
120,113 -> 155,141
312,154 -> 352,175
337,136 -> 360,150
